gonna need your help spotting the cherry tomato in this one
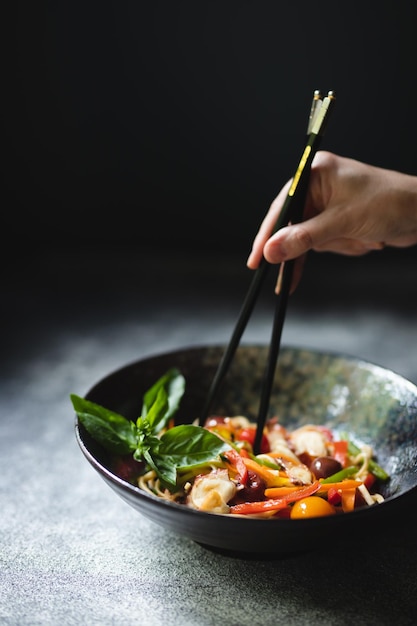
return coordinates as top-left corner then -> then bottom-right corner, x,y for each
204,416 -> 227,427
237,427 -> 270,453
290,496 -> 336,519
204,416 -> 233,441
111,455 -> 144,484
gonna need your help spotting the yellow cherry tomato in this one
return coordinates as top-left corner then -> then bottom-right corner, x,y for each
290,496 -> 336,519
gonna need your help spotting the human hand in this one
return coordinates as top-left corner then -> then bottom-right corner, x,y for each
247,151 -> 417,292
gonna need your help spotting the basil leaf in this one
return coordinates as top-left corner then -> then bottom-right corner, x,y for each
134,431 -> 160,459
142,368 -> 185,433
71,394 -> 137,455
143,448 -> 178,489
159,425 -> 231,471
142,425 -> 232,490
72,370 -> 194,490
139,387 -> 169,434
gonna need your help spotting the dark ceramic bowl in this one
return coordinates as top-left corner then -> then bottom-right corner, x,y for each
75,344 -> 417,556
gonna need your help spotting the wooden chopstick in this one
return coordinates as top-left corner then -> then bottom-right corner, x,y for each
199,90 -> 336,430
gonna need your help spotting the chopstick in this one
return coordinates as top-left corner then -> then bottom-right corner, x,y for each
253,91 -> 336,452
253,258 -> 295,453
199,90 -> 336,433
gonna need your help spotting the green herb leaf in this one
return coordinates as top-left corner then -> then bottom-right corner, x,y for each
138,386 -> 169,434
159,424 -> 231,471
71,394 -> 137,455
71,370 -> 220,491
143,449 -> 178,489
142,368 -> 185,433
139,425 -> 231,489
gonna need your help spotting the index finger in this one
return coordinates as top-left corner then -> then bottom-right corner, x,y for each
247,179 -> 292,269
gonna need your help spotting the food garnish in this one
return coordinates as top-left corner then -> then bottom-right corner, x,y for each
71,369 -> 389,518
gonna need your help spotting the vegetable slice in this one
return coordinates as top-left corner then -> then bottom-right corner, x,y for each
223,448 -> 248,485
340,435 -> 390,481
320,466 -> 358,484
264,486 -> 306,498
318,479 -> 363,493
341,488 -> 356,513
331,440 -> 348,467
229,481 -> 321,515
241,457 -> 289,487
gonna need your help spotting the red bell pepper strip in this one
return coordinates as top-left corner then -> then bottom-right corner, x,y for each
327,487 -> 342,506
229,480 -> 321,515
364,472 -> 376,489
332,440 -> 348,467
223,448 -> 248,486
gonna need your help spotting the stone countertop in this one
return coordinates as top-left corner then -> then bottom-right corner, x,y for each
1,246 -> 416,626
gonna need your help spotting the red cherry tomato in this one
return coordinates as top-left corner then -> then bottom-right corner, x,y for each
237,427 -> 270,454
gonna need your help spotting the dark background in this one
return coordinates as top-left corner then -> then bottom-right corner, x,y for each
4,1 -> 417,258
2,10 -> 417,618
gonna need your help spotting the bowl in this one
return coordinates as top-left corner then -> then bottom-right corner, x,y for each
74,344 -> 417,556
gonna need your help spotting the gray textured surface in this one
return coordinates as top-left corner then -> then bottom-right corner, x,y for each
1,247 -> 417,625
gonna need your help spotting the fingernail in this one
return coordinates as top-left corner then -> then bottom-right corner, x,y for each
246,250 -> 255,266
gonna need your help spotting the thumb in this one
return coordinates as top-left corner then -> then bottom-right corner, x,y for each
263,222 -> 315,263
